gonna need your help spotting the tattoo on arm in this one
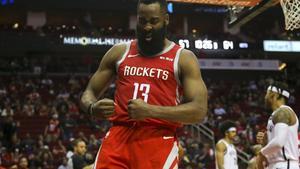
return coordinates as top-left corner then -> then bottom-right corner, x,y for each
272,107 -> 292,125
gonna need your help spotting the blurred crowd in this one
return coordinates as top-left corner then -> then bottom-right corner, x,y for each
0,72 -> 299,169
0,75 -> 110,168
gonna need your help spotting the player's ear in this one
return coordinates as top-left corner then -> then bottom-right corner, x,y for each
224,131 -> 228,137
269,92 -> 276,99
271,93 -> 281,100
164,13 -> 169,26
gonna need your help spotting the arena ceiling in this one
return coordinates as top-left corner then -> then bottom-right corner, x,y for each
167,0 -> 263,7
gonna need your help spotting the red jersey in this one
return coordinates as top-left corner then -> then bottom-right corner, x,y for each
111,40 -> 183,129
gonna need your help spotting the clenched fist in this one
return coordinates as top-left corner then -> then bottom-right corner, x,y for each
92,98 -> 115,119
128,99 -> 151,120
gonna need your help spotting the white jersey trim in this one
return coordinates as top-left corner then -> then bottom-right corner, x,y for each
93,143 -> 102,169
174,47 -> 183,87
93,131 -> 110,169
174,47 -> 183,105
163,141 -> 178,169
116,41 -> 131,72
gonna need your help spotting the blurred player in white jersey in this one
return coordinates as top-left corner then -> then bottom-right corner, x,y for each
216,120 -> 238,169
256,81 -> 299,169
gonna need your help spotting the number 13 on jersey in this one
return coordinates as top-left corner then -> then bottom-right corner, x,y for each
132,83 -> 150,102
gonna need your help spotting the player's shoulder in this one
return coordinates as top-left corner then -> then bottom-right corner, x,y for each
275,105 -> 295,116
216,140 -> 226,151
273,105 -> 296,125
177,48 -> 198,64
106,41 -> 131,62
179,48 -> 196,58
279,105 -> 295,112
216,139 -> 226,147
177,48 -> 200,73
112,41 -> 131,55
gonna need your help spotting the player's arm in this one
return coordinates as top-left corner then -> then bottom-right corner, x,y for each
128,49 -> 207,124
83,164 -> 94,169
256,153 -> 266,169
260,107 -> 295,157
247,158 -> 256,169
80,43 -> 126,118
216,142 -> 226,169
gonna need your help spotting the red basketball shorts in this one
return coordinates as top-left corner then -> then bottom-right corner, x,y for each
93,124 -> 179,169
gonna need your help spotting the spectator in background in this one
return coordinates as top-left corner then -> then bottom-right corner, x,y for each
66,138 -> 75,160
36,134 -> 45,150
21,133 -> 35,154
27,89 -> 40,102
22,101 -> 35,117
77,132 -> 88,143
49,106 -> 59,116
41,76 -> 53,86
235,121 -> 245,135
52,140 -> 66,158
214,103 -> 226,117
58,157 -> 68,169
87,134 -> 100,152
56,98 -> 69,119
44,113 -> 61,143
1,115 -> 18,149
68,76 -> 80,92
68,101 -> 79,116
1,104 -> 14,117
196,143 -> 214,167
0,85 -> 7,97
12,148 -> 23,165
67,139 -> 93,169
62,113 -> 77,140
57,89 -> 70,100
18,156 -> 29,169
37,104 -> 50,116
36,145 -> 54,169
1,147 -> 13,167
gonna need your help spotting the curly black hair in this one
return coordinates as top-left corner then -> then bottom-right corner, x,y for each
219,120 -> 236,135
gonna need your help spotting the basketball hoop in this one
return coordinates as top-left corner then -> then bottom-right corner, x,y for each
280,0 -> 300,30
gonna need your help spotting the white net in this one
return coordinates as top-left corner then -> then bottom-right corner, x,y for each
280,0 -> 300,30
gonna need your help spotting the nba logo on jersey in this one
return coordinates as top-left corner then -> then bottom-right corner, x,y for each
268,125 -> 273,132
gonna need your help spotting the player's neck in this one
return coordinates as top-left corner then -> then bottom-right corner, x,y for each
223,137 -> 233,144
163,38 -> 171,49
271,101 -> 285,111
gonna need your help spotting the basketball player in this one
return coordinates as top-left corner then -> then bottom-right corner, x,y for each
67,139 -> 93,169
80,0 -> 208,168
256,81 -> 299,169
215,120 -> 238,169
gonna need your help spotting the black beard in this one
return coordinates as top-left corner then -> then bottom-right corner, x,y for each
136,24 -> 167,56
